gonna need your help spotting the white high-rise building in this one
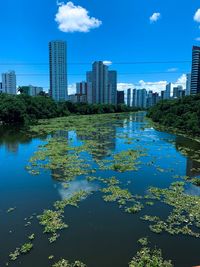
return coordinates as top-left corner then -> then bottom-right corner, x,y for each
86,61 -> 117,105
2,71 -> 16,95
49,41 -> 68,101
132,89 -> 137,107
137,89 -> 147,108
186,73 -> 191,96
92,61 -> 108,104
127,88 -> 131,107
108,71 -> 117,105
164,83 -> 172,99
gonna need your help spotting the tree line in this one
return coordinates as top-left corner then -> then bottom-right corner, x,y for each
0,93 -> 139,125
147,94 -> 200,136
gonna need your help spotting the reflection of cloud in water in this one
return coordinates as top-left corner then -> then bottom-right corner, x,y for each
57,179 -> 99,200
185,184 -> 200,197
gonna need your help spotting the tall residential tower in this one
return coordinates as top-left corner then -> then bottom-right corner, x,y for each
191,46 -> 200,95
2,71 -> 16,95
49,41 -> 68,101
86,61 -> 117,105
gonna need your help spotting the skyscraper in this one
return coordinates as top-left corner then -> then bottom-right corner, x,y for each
127,88 -> 131,107
86,71 -> 93,104
92,61 -> 108,104
186,73 -> 191,96
117,91 -> 125,105
137,89 -> 147,109
173,85 -> 184,98
49,41 -> 68,101
191,46 -> 200,95
76,82 -> 88,95
147,90 -> 153,108
86,61 -> 117,105
108,71 -> 117,105
2,71 -> 16,95
0,82 -> 2,94
132,89 -> 137,107
164,83 -> 172,99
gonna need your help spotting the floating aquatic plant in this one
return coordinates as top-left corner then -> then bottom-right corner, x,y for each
20,243 -> 33,254
9,248 -> 20,261
129,246 -> 173,267
37,210 -> 68,242
143,182 -> 200,238
52,259 -> 86,267
7,207 -> 16,213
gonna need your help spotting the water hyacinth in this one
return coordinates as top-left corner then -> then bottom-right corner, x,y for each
37,210 -> 68,242
143,182 -> 200,238
52,259 -> 87,267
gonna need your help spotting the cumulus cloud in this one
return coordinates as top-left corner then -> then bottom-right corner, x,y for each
68,83 -> 76,95
117,81 -> 167,94
55,1 -> 102,33
194,9 -> 200,23
150,12 -> 161,23
103,60 -> 112,66
117,74 -> 187,94
175,74 -> 187,86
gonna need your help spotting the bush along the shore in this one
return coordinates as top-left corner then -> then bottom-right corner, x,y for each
147,94 -> 200,136
0,93 -> 140,125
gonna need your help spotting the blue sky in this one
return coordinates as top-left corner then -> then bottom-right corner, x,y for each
0,0 -> 200,93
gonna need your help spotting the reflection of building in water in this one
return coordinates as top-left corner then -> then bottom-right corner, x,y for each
53,130 -> 69,139
51,130 -> 69,181
77,125 -> 117,160
123,113 -> 146,133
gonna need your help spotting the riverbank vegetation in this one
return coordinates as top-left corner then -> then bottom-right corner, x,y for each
147,94 -> 200,136
0,93 -> 139,125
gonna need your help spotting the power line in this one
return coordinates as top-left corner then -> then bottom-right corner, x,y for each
0,60 -> 191,66
13,71 -> 188,76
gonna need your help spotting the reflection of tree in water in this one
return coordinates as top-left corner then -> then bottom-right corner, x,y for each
186,159 -> 200,177
175,135 -> 200,177
0,126 -> 32,154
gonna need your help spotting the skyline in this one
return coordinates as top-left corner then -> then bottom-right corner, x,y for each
1,0 -> 200,94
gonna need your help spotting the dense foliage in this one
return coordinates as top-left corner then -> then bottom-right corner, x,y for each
147,94 -> 200,135
0,93 -> 139,125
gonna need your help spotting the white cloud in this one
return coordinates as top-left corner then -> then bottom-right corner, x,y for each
55,1 -> 102,33
117,81 -> 167,94
150,12 -> 161,23
175,74 -> 187,86
195,37 -> 200,41
194,9 -> 200,23
103,60 -> 112,66
68,83 -> 76,95
117,74 -> 187,94
167,68 -> 178,72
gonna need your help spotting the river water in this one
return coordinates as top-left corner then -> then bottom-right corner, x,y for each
0,112 -> 200,267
